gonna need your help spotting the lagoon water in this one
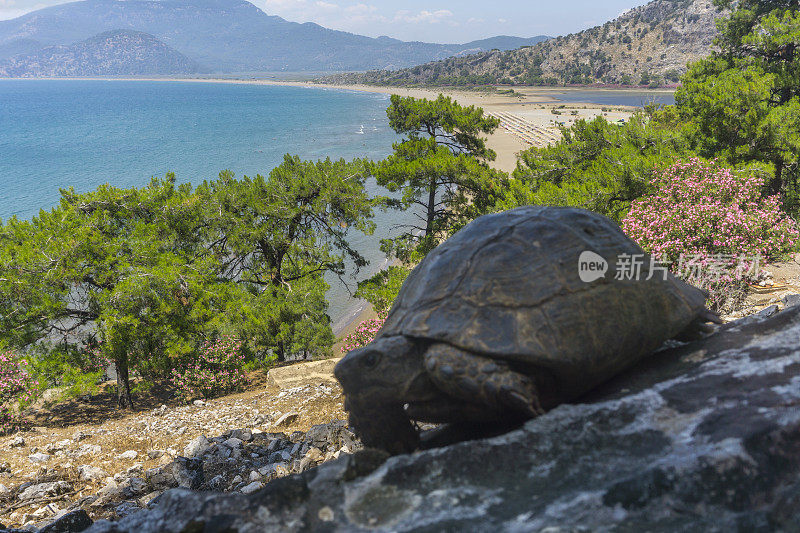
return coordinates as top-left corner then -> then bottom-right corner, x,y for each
550,89 -> 675,107
0,79 -> 406,329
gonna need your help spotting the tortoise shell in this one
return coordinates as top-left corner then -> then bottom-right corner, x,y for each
378,206 -> 707,399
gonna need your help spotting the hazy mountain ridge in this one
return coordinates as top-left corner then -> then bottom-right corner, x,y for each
321,0 -> 726,87
0,0 -> 550,74
0,29 -> 200,76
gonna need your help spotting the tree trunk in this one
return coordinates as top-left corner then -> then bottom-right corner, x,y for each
425,177 -> 437,236
115,354 -> 134,410
771,157 -> 784,196
276,341 -> 286,363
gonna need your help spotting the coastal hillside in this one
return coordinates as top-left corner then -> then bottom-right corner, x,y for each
321,0 -> 727,87
0,30 -> 200,77
0,0 -> 549,74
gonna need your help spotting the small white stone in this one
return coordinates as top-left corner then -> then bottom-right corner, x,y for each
184,436 -> 210,458
78,464 -> 108,481
318,506 -> 335,522
28,452 -> 52,463
116,450 -> 138,460
272,411 -> 299,427
32,503 -> 59,518
73,430 -> 91,441
97,479 -> 121,498
75,444 -> 101,456
240,481 -> 263,494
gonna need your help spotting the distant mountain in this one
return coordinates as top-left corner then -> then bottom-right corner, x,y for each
0,30 -> 199,77
0,37 -> 44,59
322,0 -> 726,87
0,0 -> 551,74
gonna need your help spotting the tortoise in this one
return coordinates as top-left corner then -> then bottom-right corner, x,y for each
334,206 -> 719,454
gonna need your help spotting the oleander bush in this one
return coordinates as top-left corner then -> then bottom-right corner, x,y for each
622,158 -> 799,311
0,350 -> 38,434
341,313 -> 387,353
170,336 -> 250,401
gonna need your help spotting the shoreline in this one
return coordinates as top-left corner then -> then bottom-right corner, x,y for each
1,77 -> 662,173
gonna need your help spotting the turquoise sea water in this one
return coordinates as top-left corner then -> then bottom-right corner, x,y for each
0,80 -> 670,330
0,80 -> 400,219
0,79 -> 405,329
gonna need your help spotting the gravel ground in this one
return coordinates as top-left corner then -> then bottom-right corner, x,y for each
0,376 -> 349,530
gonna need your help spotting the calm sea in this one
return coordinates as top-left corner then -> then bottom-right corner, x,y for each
0,80 -> 669,330
0,79 -> 407,329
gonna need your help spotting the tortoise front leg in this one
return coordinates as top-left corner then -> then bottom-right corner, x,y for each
423,343 -> 545,420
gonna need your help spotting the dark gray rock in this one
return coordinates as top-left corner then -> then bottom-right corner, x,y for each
17,481 -> 73,502
782,293 -> 800,309
114,501 -> 142,519
171,458 -> 203,490
304,420 -> 360,455
756,304 -> 780,318
225,429 -> 253,443
39,510 -> 93,533
85,307 -> 800,532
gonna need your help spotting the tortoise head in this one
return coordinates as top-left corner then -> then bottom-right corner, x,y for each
334,335 -> 440,454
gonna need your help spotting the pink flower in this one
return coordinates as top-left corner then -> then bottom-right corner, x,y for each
621,159 -> 798,311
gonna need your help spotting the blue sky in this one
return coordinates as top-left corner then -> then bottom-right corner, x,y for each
0,0 -> 647,43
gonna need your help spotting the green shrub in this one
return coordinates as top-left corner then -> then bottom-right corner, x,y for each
501,112 -> 692,221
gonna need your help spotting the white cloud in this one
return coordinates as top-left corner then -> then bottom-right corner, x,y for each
346,3 -> 377,14
314,1 -> 339,11
394,9 -> 453,24
0,0 -> 61,19
342,2 -> 383,24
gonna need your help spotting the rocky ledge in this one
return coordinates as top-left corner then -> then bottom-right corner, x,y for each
51,304 -> 799,532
